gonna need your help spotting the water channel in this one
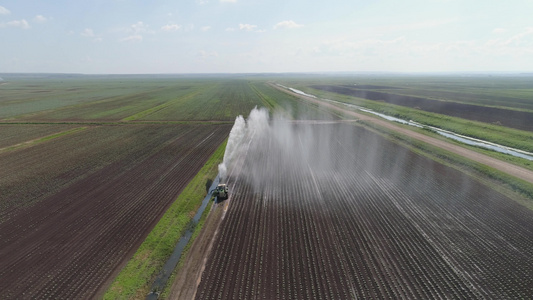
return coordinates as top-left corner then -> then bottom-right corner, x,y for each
146,175 -> 220,299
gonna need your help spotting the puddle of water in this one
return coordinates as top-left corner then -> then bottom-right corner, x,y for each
146,175 -> 220,299
288,87 -> 317,98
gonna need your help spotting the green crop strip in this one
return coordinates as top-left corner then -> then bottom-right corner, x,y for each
122,89 -> 204,121
249,83 -> 282,112
104,139 -> 227,300
0,127 -> 87,153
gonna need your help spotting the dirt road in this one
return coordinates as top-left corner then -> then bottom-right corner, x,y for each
272,83 -> 533,185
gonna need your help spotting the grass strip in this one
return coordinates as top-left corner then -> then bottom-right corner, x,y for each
359,120 -> 533,210
0,127 -> 87,153
122,90 -> 202,121
250,83 -> 282,112
158,196 -> 215,299
103,139 -> 227,300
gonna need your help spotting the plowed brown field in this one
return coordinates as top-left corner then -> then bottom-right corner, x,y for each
0,124 -> 231,299
196,123 -> 533,299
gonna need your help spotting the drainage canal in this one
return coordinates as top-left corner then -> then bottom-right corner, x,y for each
146,175 -> 220,299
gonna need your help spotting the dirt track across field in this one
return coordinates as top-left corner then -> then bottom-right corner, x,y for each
271,83 -> 533,185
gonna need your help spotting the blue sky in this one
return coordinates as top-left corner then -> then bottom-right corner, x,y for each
1,0 -> 533,73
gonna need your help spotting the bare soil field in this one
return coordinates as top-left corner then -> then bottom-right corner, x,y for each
196,123 -> 533,299
311,84 -> 533,131
0,124 -> 231,299
0,125 -> 203,219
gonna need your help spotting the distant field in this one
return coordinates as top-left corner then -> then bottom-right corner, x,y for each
134,80 -> 262,121
289,75 -> 533,111
249,81 -> 340,120
311,84 -> 533,131
0,77 -> 168,119
276,76 -> 533,157
0,76 -> 333,122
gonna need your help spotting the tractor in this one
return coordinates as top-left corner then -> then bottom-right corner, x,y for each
212,183 -> 228,201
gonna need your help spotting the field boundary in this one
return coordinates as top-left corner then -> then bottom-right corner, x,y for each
0,126 -> 87,153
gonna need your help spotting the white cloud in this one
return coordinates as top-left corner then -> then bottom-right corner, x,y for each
117,21 -> 153,42
302,31 -> 533,72
81,28 -> 102,42
0,19 -> 30,29
201,26 -> 211,32
120,34 -> 143,42
130,21 -> 151,34
225,27 -> 235,32
198,50 -> 219,58
492,28 -> 506,34
503,27 -> 533,46
239,23 -> 257,31
274,20 -> 303,30
81,28 -> 95,37
34,15 -> 48,23
161,24 -> 181,31
0,5 -> 10,15
382,18 -> 456,33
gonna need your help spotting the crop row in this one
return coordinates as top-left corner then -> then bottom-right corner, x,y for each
0,124 -> 205,221
139,80 -> 266,121
0,78 -> 195,120
196,123 -> 533,299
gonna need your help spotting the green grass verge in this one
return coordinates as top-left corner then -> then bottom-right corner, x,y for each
103,139 -> 227,300
158,196 -> 215,299
0,126 -> 87,153
359,120 -> 533,210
